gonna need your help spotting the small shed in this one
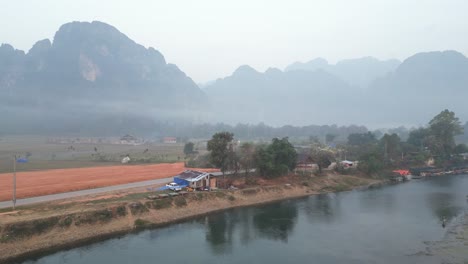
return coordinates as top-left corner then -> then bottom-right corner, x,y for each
174,170 -> 211,190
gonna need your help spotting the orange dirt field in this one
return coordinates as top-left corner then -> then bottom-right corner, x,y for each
0,163 -> 218,201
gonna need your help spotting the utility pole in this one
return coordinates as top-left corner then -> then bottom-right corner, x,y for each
13,154 -> 17,210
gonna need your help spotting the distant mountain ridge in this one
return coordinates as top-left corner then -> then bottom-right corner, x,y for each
285,56 -> 401,88
1,20 -> 468,134
205,50 -> 468,127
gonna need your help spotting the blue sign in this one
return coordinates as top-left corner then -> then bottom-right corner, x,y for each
16,158 -> 29,163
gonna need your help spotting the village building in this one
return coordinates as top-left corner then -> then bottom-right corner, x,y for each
173,170 -> 217,190
163,137 -> 177,144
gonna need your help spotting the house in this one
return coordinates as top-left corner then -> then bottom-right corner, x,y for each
173,170 -> 212,190
120,134 -> 139,145
163,137 -> 177,144
296,153 -> 315,170
340,160 -> 355,168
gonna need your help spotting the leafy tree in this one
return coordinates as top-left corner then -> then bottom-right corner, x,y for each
454,143 -> 468,154
310,148 -> 335,173
347,132 -> 377,146
358,151 -> 384,175
407,127 -> 431,150
255,137 -> 297,178
207,132 -> 234,187
183,142 -> 195,156
380,133 -> 401,161
428,109 -> 463,158
238,142 -> 256,178
325,133 -> 337,144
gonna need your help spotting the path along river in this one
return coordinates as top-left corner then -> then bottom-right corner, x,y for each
22,175 -> 468,264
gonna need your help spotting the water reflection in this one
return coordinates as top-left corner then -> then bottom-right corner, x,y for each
426,192 -> 462,221
205,212 -> 236,254
253,201 -> 298,242
302,193 -> 341,224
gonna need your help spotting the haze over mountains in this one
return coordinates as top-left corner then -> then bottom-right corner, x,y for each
0,21 -> 206,135
205,50 -> 468,127
1,21 -> 468,135
284,57 -> 401,88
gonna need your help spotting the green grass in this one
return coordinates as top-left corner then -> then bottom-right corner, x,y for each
0,135 -> 188,173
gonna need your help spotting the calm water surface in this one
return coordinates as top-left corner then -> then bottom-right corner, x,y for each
23,175 -> 468,264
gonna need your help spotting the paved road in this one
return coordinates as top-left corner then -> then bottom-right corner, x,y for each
0,177 -> 173,209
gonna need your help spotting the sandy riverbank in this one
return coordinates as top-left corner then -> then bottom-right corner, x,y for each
0,174 -> 380,263
427,211 -> 468,263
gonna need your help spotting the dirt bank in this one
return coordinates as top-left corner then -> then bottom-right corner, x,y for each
0,174 -> 379,263
426,211 -> 468,263
0,162 -> 218,201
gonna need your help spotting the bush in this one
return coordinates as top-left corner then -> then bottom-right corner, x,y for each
134,218 -> 150,228
174,197 -> 187,207
228,195 -> 236,201
151,199 -> 173,209
116,205 -> 127,216
129,202 -> 148,215
58,216 -> 73,227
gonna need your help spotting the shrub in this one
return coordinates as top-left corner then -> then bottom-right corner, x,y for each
152,199 -> 173,209
134,218 -> 150,228
129,202 -> 148,215
58,216 -> 73,227
116,205 -> 127,216
174,197 -> 187,207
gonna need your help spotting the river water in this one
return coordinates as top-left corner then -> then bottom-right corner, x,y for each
23,175 -> 468,264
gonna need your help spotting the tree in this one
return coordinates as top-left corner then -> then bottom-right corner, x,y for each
325,133 -> 337,144
255,137 -> 297,178
407,127 -> 431,150
380,133 -> 401,161
428,109 -> 463,158
207,132 -> 234,187
310,148 -> 335,173
183,142 -> 195,156
358,151 -> 384,175
347,132 -> 377,146
238,142 -> 255,178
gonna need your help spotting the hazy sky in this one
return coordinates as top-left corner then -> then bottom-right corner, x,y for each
1,0 -> 467,83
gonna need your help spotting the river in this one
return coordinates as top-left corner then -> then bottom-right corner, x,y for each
22,175 -> 468,264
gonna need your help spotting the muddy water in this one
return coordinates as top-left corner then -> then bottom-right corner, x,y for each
23,175 -> 468,264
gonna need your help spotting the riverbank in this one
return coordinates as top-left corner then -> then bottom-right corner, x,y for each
0,173 -> 380,263
428,210 -> 468,263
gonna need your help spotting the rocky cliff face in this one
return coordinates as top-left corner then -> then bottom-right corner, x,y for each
0,21 -> 207,135
0,21 -> 206,110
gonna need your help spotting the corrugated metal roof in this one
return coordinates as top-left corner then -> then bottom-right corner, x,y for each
175,170 -> 210,182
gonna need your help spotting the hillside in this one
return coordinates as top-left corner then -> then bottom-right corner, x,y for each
0,21 -> 207,135
205,51 -> 468,127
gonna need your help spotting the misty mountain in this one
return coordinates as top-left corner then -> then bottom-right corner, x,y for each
368,50 -> 468,124
205,50 -> 468,128
0,21 -> 207,134
204,65 -> 361,126
285,57 -> 400,88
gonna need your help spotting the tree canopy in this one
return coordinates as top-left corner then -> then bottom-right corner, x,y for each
428,109 -> 463,158
207,132 -> 234,173
255,137 -> 297,178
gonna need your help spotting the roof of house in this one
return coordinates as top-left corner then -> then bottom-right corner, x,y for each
174,170 -> 210,182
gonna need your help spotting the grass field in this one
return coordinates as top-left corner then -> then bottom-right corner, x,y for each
0,135 -> 207,173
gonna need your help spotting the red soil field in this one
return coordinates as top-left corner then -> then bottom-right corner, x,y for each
0,163 -> 218,201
